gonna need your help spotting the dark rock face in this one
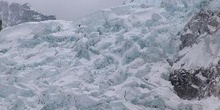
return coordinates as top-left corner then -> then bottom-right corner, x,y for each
0,19 -> 2,31
170,62 -> 220,100
170,69 -> 198,100
180,10 -> 220,49
171,10 -> 220,100
0,1 -> 56,27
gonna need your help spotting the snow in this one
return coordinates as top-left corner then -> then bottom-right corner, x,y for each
173,28 -> 220,69
0,0 -> 220,110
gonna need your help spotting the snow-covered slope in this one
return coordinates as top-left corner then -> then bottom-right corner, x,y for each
0,1 -> 56,28
170,2 -> 220,101
174,8 -> 220,69
0,0 -> 220,110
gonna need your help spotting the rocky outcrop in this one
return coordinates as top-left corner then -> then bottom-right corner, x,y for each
180,10 -> 220,49
171,9 -> 220,100
0,1 -> 56,27
170,61 -> 220,100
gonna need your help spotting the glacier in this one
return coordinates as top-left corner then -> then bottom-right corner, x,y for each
0,0 -> 220,110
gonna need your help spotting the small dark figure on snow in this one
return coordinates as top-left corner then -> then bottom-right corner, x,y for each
0,19 -> 2,31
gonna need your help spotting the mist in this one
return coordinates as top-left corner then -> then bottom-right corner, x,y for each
5,0 -> 125,21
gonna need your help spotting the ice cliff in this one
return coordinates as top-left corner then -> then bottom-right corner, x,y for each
0,0 -> 220,110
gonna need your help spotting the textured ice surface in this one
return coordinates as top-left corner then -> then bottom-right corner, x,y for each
0,0 -> 220,110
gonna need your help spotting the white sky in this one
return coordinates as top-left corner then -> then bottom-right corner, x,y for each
5,0 -> 125,21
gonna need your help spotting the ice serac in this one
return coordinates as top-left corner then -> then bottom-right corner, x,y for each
0,0 -> 220,110
0,1 -> 56,27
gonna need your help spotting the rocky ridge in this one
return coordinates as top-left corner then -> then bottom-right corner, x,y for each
171,9 -> 220,100
0,1 -> 56,27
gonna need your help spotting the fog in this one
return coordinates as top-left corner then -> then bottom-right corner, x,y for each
5,0 -> 125,21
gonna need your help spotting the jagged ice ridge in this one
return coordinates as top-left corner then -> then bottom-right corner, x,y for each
0,0 -> 220,110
